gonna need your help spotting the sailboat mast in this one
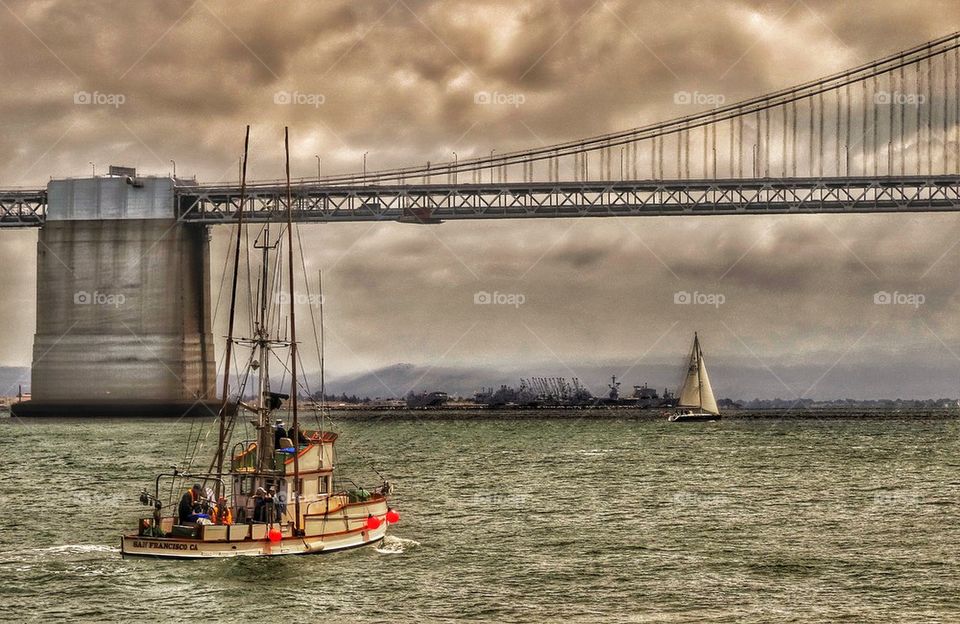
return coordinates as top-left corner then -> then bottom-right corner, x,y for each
696,332 -> 703,409
284,127 -> 302,532
213,125 -> 250,496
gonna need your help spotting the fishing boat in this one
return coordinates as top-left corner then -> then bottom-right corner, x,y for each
668,333 -> 721,422
121,127 -> 398,558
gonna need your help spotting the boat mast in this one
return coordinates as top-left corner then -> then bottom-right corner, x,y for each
319,269 -> 326,433
695,332 -> 703,410
254,225 -> 273,474
284,127 -> 302,533
212,125 -> 250,496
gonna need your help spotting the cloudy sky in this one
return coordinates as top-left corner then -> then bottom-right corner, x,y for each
2,0 -> 960,399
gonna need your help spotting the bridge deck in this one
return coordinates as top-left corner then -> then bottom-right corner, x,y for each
2,176 -> 960,227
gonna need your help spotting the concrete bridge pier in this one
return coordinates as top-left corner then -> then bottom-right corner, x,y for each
12,175 -> 219,417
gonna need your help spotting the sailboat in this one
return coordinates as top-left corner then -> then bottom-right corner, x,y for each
120,128 -> 398,558
668,332 -> 721,422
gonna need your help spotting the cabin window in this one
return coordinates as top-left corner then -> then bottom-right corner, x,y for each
318,476 -> 328,494
238,476 -> 256,495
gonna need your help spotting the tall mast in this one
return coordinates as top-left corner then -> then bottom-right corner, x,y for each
212,125 -> 250,495
284,127 -> 302,532
695,332 -> 703,409
254,226 -> 273,474
319,269 -> 326,433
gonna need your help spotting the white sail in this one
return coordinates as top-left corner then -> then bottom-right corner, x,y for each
697,349 -> 719,415
677,340 -> 702,408
676,333 -> 719,414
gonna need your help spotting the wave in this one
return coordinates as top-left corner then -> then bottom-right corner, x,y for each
30,544 -> 118,555
376,535 -> 420,555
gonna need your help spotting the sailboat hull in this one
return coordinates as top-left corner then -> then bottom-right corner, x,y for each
668,412 -> 722,423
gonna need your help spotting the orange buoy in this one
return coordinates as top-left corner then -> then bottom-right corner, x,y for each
366,514 -> 382,530
385,508 -> 400,524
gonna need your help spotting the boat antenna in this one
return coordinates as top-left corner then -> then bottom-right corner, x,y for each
319,268 -> 326,434
212,124 -> 250,497
284,127 -> 303,534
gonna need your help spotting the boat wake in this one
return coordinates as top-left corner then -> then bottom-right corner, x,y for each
376,535 -> 419,555
33,544 -> 119,555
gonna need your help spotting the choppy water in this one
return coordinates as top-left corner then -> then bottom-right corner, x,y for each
0,414 -> 958,623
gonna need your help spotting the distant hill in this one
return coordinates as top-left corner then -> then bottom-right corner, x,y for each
6,359 -> 959,402
322,359 -> 960,402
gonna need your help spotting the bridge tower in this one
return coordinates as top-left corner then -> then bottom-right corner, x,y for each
13,173 -> 218,417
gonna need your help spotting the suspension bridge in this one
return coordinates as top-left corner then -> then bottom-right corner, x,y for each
4,32 -> 960,416
4,32 -> 960,226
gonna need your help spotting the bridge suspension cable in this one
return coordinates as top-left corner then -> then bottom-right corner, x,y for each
217,31 -> 960,190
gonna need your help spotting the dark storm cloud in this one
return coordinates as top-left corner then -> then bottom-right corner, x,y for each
1,0 -> 959,398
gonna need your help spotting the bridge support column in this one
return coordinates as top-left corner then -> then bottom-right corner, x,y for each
13,176 -> 218,417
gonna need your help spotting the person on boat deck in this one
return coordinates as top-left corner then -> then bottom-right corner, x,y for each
269,485 -> 286,519
288,424 -> 310,446
274,419 -> 287,448
177,484 -> 209,524
253,486 -> 270,522
211,495 -> 233,525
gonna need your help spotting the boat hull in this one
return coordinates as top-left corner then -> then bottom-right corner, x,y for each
120,523 -> 388,559
121,496 -> 391,559
668,412 -> 721,422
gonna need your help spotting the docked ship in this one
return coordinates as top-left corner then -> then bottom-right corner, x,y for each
121,128 -> 398,558
668,333 -> 721,422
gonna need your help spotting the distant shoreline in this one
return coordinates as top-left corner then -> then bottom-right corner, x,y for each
3,405 -> 958,420
323,406 -> 960,421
